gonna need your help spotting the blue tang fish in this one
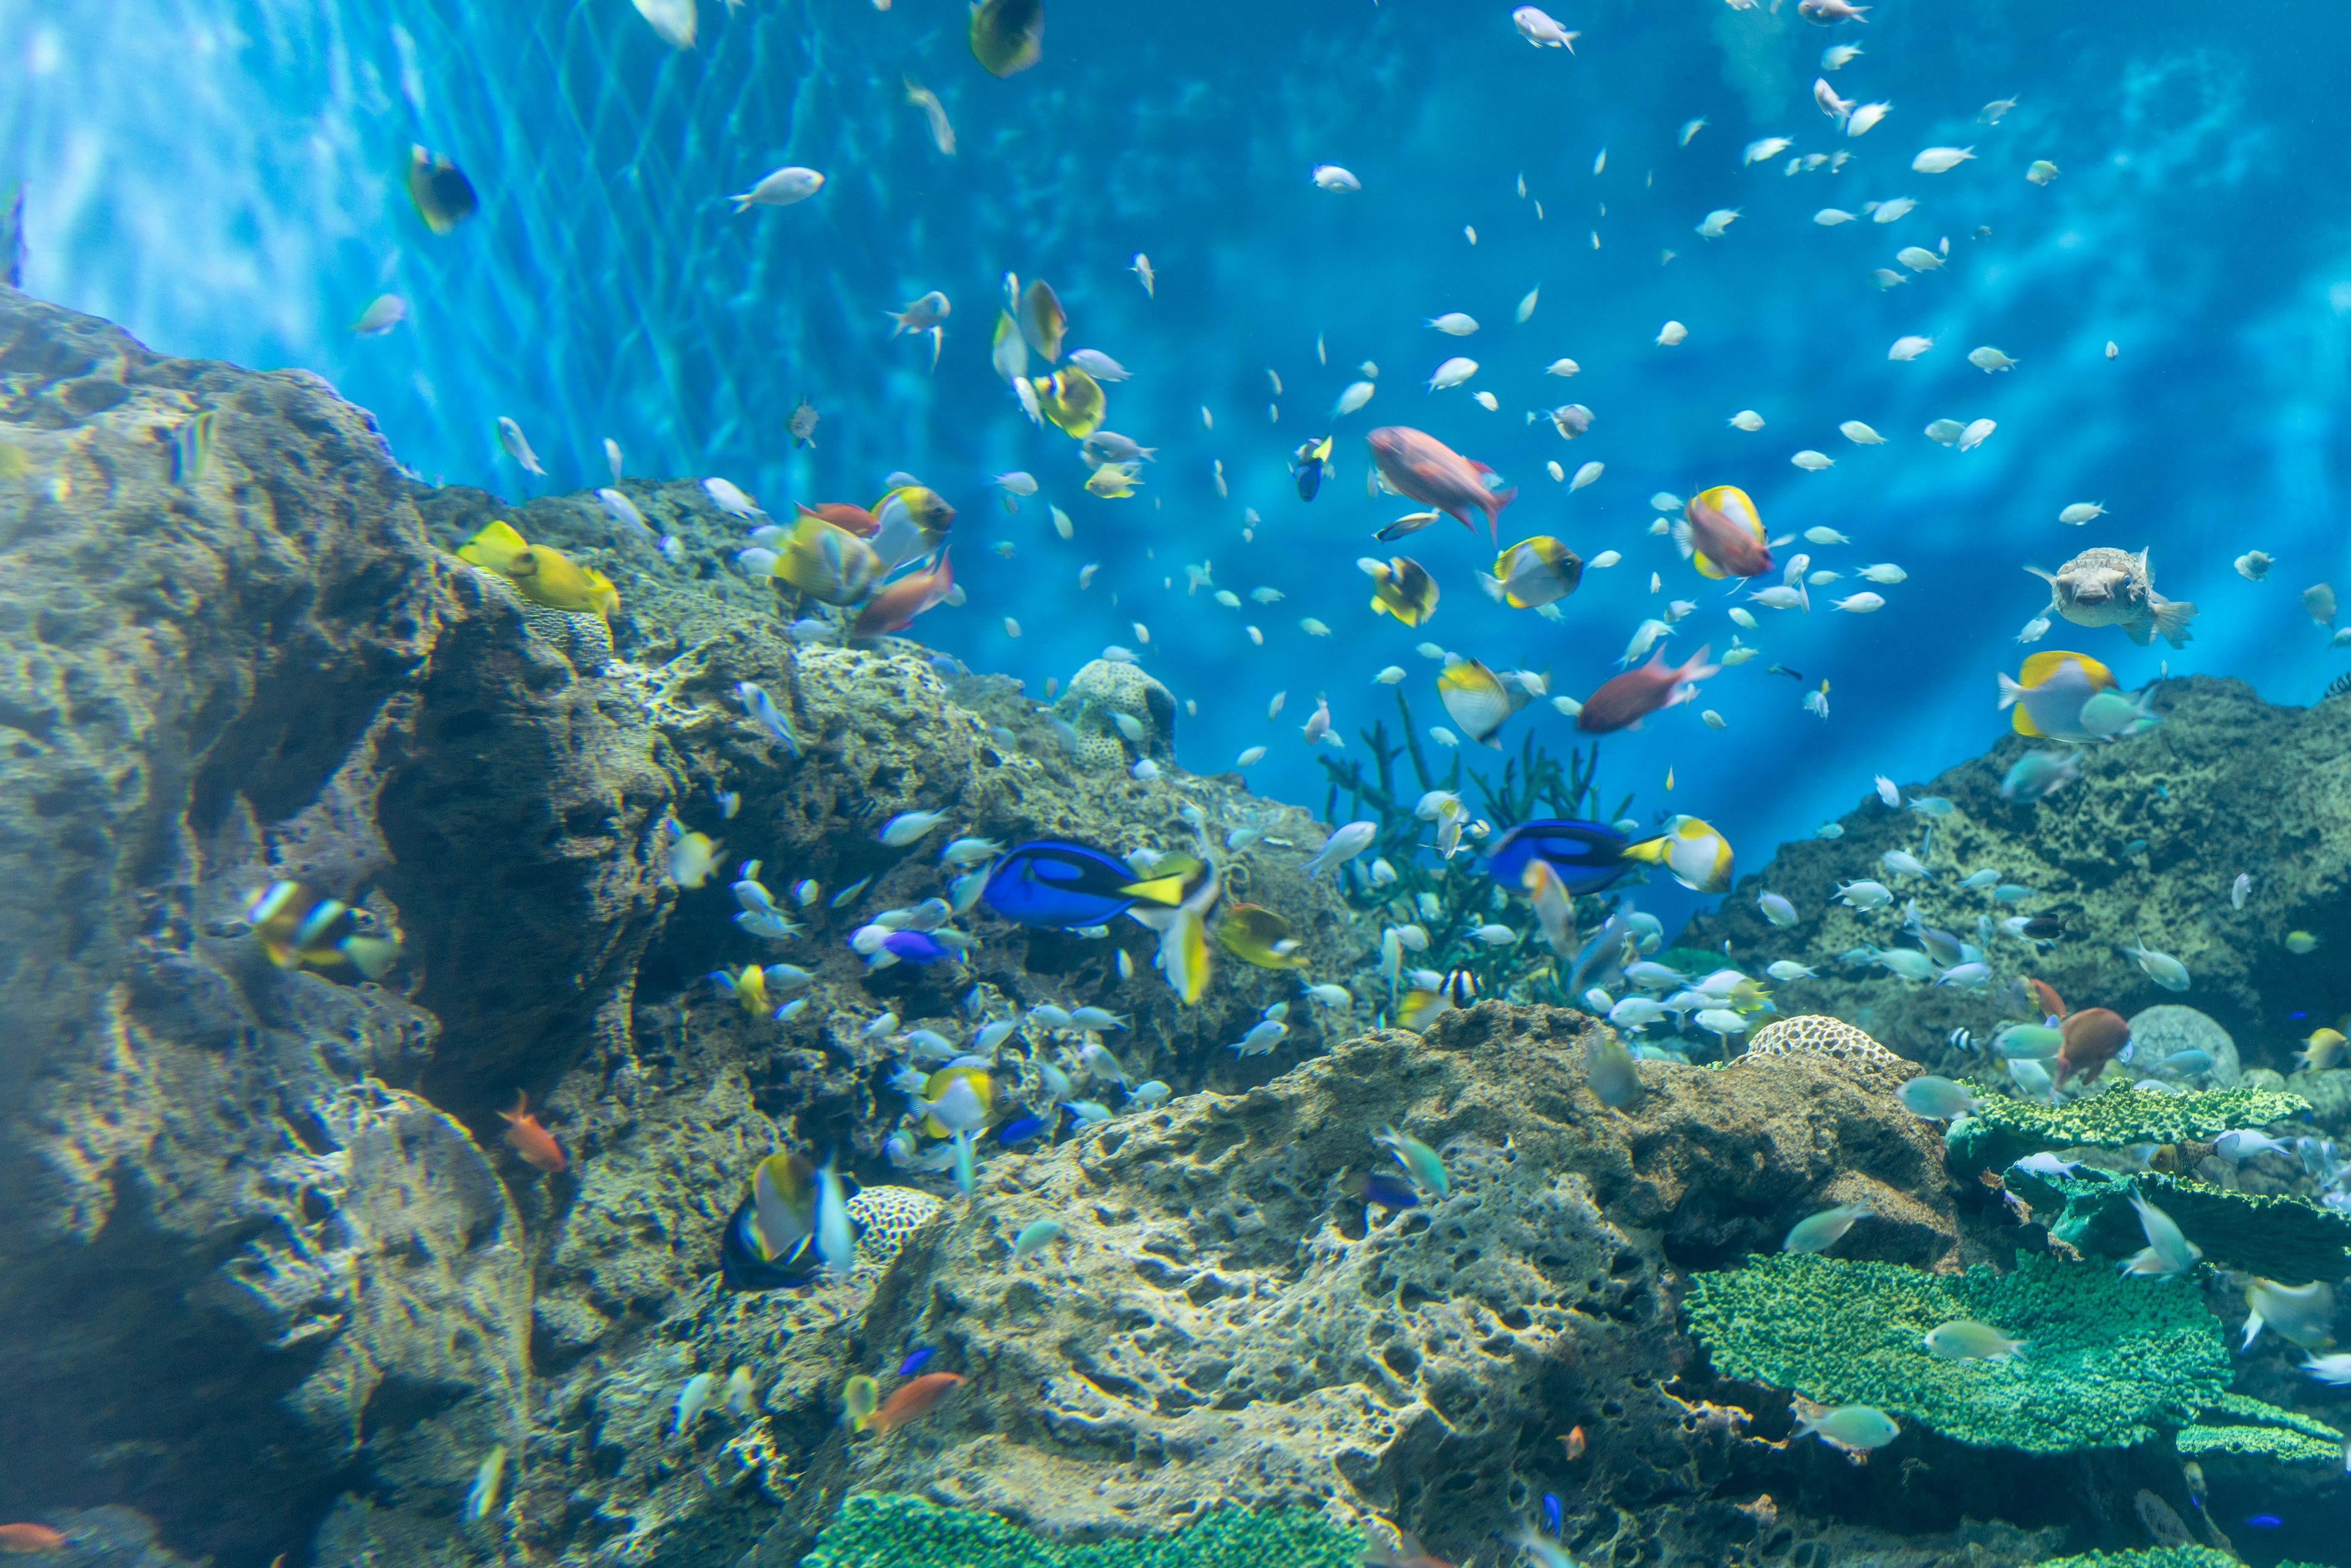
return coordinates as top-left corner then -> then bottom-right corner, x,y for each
1481,819 -> 1633,895
980,841 -> 1197,928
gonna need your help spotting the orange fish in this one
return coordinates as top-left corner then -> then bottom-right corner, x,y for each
857,1371 -> 964,1433
500,1092 -> 566,1173
850,550 -> 955,639
0,1525 -> 67,1554
1365,426 -> 1516,541
796,501 -> 880,538
1559,1424 -> 1586,1460
2055,1007 -> 2130,1090
2028,978 -> 2066,1019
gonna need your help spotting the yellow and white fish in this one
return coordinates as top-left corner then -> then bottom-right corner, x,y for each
1622,815 -> 1734,893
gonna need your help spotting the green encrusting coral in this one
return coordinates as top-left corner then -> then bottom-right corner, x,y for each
1947,1083 -> 2311,1176
2025,1553 -> 2250,1568
1684,1252 -> 2229,1452
2004,1165 -> 2351,1282
800,1493 -> 1365,1568
2175,1392 -> 2346,1465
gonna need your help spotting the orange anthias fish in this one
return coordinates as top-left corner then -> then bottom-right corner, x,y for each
1365,426 -> 1516,541
857,1371 -> 965,1433
1559,1424 -> 1587,1460
2055,1007 -> 2131,1089
796,500 -> 880,538
850,550 -> 955,639
500,1092 -> 566,1173
0,1524 -> 67,1554
1575,645 -> 1722,734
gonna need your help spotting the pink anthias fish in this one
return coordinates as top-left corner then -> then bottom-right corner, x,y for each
851,550 -> 955,638
1576,645 -> 1721,734
1365,427 -> 1517,542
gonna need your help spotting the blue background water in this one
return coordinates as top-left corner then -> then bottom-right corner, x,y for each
8,0 -> 2350,917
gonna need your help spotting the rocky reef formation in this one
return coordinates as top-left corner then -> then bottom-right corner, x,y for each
1681,676 -> 2351,1078
4,289 -> 2344,1568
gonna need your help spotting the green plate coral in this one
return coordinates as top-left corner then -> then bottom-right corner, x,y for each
2005,1166 -> 2351,1283
1947,1084 -> 2310,1176
1684,1251 -> 2229,1452
2027,1553 -> 2252,1568
800,1493 -> 1365,1568
2175,1392 -> 2345,1465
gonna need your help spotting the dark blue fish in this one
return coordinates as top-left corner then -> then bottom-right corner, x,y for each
995,1112 -> 1054,1146
1541,1495 -> 1561,1535
898,1347 -> 934,1377
2244,1515 -> 2283,1529
980,840 -> 1189,928
719,1196 -> 819,1292
881,929 -> 954,964
1481,819 -> 1632,895
1343,1169 -> 1422,1210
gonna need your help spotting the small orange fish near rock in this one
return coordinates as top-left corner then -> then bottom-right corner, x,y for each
857,1371 -> 964,1434
500,1092 -> 566,1173
1559,1425 -> 1586,1460
0,1524 -> 68,1554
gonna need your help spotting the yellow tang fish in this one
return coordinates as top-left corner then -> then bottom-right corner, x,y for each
1436,658 -> 1518,749
1033,364 -> 1104,438
969,0 -> 1044,78
458,520 -> 618,618
1484,535 -> 1583,609
1215,904 -> 1311,970
1622,814 -> 1734,893
773,510 -> 885,604
1361,556 -> 1439,626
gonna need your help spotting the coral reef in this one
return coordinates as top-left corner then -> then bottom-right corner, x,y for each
2175,1393 -> 2343,1466
1946,1083 -> 2310,1177
2004,1166 -> 2351,1283
800,1494 -> 1360,1568
1680,677 -> 2351,1078
1053,658 -> 1177,770
1685,1252 -> 2230,1452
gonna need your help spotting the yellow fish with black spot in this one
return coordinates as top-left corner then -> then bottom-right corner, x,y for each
1483,536 -> 1583,609
457,520 -> 619,618
1361,556 -> 1439,626
1622,814 -> 1733,893
1215,904 -> 1312,970
1032,364 -> 1104,438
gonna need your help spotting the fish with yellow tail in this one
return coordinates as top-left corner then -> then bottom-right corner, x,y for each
969,0 -> 1043,75
1032,364 -> 1104,437
1436,658 -> 1524,749
1674,486 -> 1773,579
1482,535 -> 1583,608
457,520 -> 619,617
1621,816 -> 1733,893
246,882 -> 401,981
1360,556 -> 1440,626
1997,650 -> 2117,741
1127,857 -> 1221,1003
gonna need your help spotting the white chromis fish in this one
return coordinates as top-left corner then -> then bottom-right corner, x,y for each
1783,1200 -> 1873,1254
1896,1076 -> 1977,1120
1793,1401 -> 1900,1455
1922,1319 -> 2028,1362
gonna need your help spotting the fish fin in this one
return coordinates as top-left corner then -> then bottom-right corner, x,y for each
2015,651 -> 2084,688
1996,670 -> 2027,712
501,1090 -> 529,1125
2023,564 -> 2058,585
2150,598 -> 2196,648
1119,873 -> 1191,907
2121,617 -> 2152,647
1670,517 -> 1697,561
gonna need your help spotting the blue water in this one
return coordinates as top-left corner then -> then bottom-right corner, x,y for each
9,0 -> 2351,896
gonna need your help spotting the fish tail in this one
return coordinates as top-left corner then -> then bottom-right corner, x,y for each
2150,597 -> 2197,647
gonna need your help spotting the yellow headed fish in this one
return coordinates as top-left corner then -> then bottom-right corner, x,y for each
246,881 -> 400,981
1086,463 -> 1142,499
405,144 -> 480,235
920,1063 -> 996,1138
969,0 -> 1044,78
1018,278 -> 1067,362
868,485 -> 957,571
457,520 -> 618,617
773,510 -> 885,605
1436,658 -> 1519,749
1129,861 -> 1221,1004
1998,650 -> 2117,740
843,1374 -> 880,1428
1361,556 -> 1439,627
1677,484 -> 1769,580
727,964 -> 774,1016
1484,536 -> 1584,609
1215,904 -> 1312,970
1033,364 -> 1104,438
1622,814 -> 1734,893
2297,1027 -> 2349,1071
1398,969 -> 1477,1033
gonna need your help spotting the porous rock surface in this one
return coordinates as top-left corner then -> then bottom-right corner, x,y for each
1684,677 -> 2351,1079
